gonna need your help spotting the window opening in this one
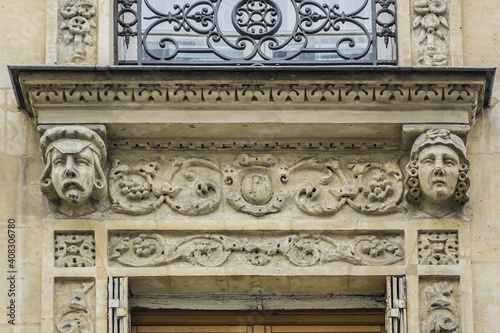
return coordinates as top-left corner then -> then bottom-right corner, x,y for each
115,0 -> 397,66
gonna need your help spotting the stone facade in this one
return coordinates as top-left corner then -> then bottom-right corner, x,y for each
1,1 -> 500,333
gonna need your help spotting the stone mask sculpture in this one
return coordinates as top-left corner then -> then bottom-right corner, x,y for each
40,126 -> 107,217
406,129 -> 470,218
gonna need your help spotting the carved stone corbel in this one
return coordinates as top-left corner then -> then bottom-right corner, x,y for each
40,126 -> 107,217
405,129 -> 470,219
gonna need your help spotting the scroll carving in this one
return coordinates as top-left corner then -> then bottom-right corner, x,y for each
406,129 -> 470,219
40,126 -> 107,217
292,158 -> 352,216
109,232 -> 404,267
158,157 -> 222,216
418,232 -> 458,265
55,279 -> 95,333
55,233 -> 95,267
58,0 -> 97,65
412,0 -> 449,66
421,279 -> 459,333
224,154 -> 289,216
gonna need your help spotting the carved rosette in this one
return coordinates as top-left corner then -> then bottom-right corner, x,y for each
412,0 -> 450,66
108,232 -> 404,267
54,279 -> 95,333
420,279 -> 459,333
224,154 -> 289,216
347,160 -> 403,214
55,233 -> 95,267
418,232 -> 458,265
156,157 -> 222,216
58,0 -> 97,65
109,159 -> 164,215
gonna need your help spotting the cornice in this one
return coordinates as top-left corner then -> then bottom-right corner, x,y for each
8,65 -> 495,142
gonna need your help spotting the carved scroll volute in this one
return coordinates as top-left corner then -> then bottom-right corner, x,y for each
109,159 -> 164,215
421,280 -> 460,333
291,158 -> 353,216
224,154 -> 289,216
347,160 -> 404,214
156,157 -> 222,216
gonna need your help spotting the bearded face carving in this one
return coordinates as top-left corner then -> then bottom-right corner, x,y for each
40,126 -> 107,217
406,129 -> 470,218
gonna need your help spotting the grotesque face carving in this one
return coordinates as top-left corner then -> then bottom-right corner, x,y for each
51,146 -> 95,207
417,145 -> 460,202
40,126 -> 107,217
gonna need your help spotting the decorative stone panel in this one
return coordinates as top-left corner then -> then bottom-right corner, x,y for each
54,278 -> 95,333
55,232 -> 96,267
412,0 -> 450,66
420,278 -> 459,333
58,0 -> 97,65
108,231 -> 404,267
418,231 -> 458,265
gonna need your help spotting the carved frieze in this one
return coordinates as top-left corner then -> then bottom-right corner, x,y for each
54,279 -> 95,333
420,279 -> 459,333
405,129 -> 470,219
40,126 -> 107,217
28,82 -> 478,105
108,231 -> 404,267
58,0 -> 97,65
412,0 -> 450,66
418,232 -> 458,265
55,233 -> 95,267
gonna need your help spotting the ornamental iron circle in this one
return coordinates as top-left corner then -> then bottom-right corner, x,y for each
232,0 -> 282,38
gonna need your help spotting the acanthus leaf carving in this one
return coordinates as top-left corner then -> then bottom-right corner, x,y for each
157,157 -> 222,216
421,280 -> 459,333
55,280 -> 95,333
109,232 -> 405,267
224,154 -> 289,216
109,159 -> 164,215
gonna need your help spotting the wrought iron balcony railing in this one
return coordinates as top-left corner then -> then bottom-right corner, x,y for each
115,0 -> 397,66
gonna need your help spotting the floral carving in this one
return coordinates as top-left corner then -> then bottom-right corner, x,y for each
418,232 -> 458,265
109,232 -> 404,267
55,280 -> 95,333
156,157 -> 222,216
224,154 -> 289,216
421,280 -> 459,333
55,233 -> 95,267
348,160 -> 403,214
109,159 -> 164,215
412,0 -> 449,66
58,0 -> 97,64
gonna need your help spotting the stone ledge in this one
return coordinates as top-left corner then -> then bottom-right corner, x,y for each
8,65 -> 495,142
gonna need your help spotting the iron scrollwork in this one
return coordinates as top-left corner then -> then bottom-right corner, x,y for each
115,0 -> 397,65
